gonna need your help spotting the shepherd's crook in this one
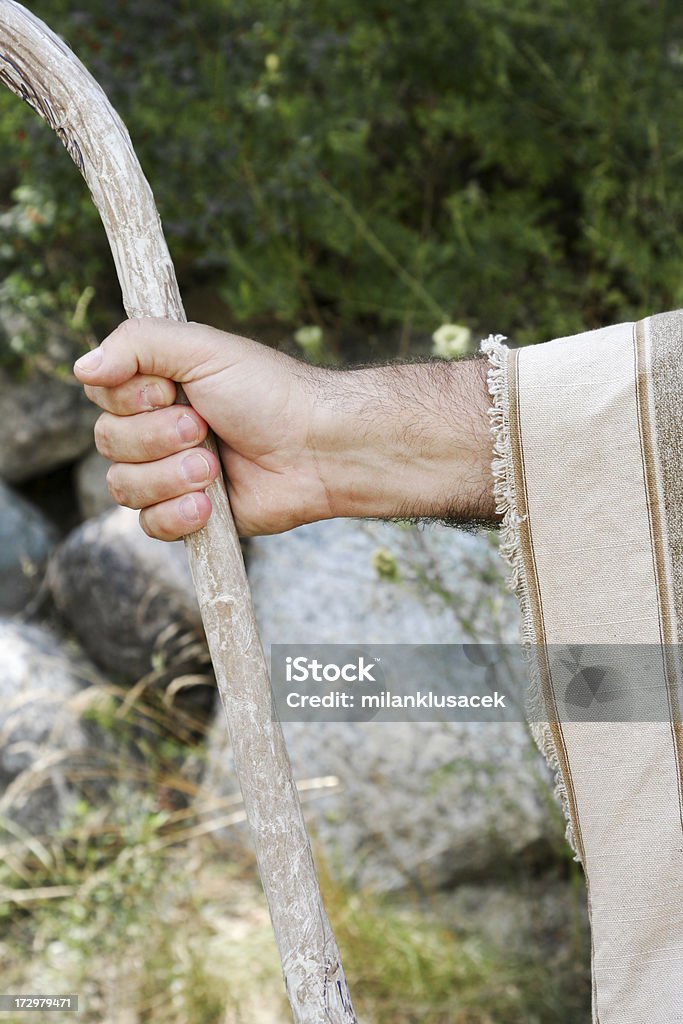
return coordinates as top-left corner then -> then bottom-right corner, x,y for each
0,3 -> 357,1020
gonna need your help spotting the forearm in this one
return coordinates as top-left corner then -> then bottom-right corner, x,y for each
308,356 -> 497,526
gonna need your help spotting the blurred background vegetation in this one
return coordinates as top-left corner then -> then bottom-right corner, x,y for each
3,0 -> 681,1019
4,0 -> 683,371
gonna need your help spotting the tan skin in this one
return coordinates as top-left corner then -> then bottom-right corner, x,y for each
73,318 -> 497,540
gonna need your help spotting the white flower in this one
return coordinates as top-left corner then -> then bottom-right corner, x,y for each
431,323 -> 472,359
294,325 -> 324,356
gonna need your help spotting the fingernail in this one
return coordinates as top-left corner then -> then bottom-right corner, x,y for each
177,414 -> 199,443
182,452 -> 211,483
74,347 -> 103,373
180,495 -> 201,522
141,383 -> 165,409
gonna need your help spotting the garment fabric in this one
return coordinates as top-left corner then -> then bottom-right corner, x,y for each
483,313 -> 683,1024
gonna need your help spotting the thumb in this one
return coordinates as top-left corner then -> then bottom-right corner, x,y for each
73,317 -> 237,386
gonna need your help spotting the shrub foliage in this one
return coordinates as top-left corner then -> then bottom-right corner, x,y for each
2,0 -> 683,352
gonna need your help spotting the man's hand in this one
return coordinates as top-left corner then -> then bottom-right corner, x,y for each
73,318 -> 495,539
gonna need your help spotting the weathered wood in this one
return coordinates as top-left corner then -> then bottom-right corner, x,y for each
0,4 -> 356,1020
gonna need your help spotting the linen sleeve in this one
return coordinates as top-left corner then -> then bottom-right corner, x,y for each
481,315 -> 683,1024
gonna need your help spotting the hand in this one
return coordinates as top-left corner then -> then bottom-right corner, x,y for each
73,318 -> 495,539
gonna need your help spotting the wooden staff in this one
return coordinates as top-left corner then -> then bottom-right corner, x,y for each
0,3 -> 356,1020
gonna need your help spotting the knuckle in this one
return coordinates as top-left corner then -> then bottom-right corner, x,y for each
116,318 -> 137,342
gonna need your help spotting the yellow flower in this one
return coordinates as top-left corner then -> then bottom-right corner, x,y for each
372,547 -> 400,582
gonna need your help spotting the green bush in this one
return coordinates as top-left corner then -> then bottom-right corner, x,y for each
2,0 -> 683,355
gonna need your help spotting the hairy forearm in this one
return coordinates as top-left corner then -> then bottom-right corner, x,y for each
72,317 -> 497,539
307,356 -> 496,526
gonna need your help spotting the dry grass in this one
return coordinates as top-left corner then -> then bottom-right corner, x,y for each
0,643 -> 590,1023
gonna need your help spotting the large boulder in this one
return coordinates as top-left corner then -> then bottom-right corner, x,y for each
0,619 -> 101,834
0,363 -> 98,483
243,516 -> 520,646
47,507 -> 211,695
201,519 -> 562,891
0,480 -> 58,614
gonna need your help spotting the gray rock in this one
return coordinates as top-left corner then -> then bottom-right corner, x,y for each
440,874 -> 589,958
0,619 -> 99,834
74,447 -> 116,520
0,480 -> 59,614
47,507 -> 209,688
246,517 -> 518,645
0,364 -> 98,483
201,519 -> 562,891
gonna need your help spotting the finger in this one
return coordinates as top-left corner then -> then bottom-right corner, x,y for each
73,317 -> 250,387
83,374 -> 177,415
94,406 -> 208,463
106,448 -> 220,510
139,492 -> 213,542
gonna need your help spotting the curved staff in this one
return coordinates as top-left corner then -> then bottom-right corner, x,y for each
0,4 -> 356,1020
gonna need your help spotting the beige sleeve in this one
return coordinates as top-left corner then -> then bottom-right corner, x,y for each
482,317 -> 683,1024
